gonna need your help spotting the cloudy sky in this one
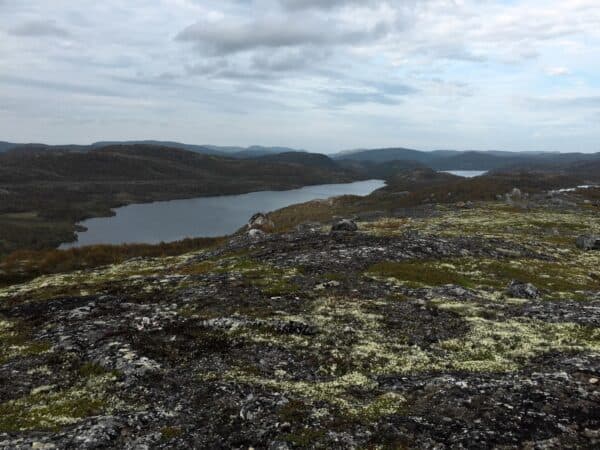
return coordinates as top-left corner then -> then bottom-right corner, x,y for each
1,0 -> 599,153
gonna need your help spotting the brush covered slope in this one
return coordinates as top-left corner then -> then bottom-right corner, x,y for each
0,187 -> 599,448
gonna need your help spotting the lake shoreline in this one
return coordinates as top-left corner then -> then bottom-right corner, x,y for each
61,180 -> 385,248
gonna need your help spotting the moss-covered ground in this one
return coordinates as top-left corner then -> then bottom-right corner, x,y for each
0,197 -> 598,448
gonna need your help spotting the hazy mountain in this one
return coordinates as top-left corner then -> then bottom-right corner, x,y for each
1,140 -> 305,158
0,144 -> 352,184
0,141 -> 17,153
91,140 -> 231,156
335,147 -> 600,171
232,145 -> 306,158
337,159 -> 428,179
333,148 -> 434,164
254,151 -> 340,170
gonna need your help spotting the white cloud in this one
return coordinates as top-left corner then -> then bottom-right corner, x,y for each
545,67 -> 571,76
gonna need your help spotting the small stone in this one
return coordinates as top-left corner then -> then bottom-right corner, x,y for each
589,377 -> 599,384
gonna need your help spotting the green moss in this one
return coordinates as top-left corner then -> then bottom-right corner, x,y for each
0,319 -> 51,364
279,399 -> 312,423
283,429 -> 327,447
202,256 -> 302,296
78,362 -> 111,378
161,426 -> 183,440
367,260 -> 476,288
366,257 -> 599,297
358,392 -> 407,421
179,260 -> 216,275
0,375 -> 115,432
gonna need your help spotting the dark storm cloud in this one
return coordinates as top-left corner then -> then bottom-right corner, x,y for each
175,17 -> 389,55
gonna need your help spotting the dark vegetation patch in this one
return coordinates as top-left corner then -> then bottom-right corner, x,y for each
366,300 -> 470,347
367,258 -> 598,295
368,260 -> 475,288
0,237 -> 224,288
128,322 -> 238,365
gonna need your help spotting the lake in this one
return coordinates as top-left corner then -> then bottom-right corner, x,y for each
62,179 -> 385,247
442,170 -> 487,178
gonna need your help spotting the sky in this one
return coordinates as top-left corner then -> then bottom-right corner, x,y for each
0,0 -> 599,153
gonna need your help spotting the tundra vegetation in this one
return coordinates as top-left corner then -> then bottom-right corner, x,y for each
0,180 -> 598,448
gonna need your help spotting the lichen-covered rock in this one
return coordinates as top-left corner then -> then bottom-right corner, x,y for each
506,187 -> 522,202
247,212 -> 275,233
331,218 -> 358,232
247,228 -> 267,242
506,279 -> 541,299
577,234 -> 600,251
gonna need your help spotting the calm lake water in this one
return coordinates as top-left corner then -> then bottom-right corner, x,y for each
442,170 -> 487,178
62,180 -> 385,247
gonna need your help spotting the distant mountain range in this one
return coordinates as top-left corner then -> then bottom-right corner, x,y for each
333,147 -> 600,171
2,140 -> 599,173
0,140 -> 305,159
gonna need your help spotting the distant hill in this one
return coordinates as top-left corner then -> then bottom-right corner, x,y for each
91,140 -> 231,156
0,144 -> 352,185
233,146 -> 305,158
431,151 -> 515,170
1,140 -> 305,158
335,147 -> 600,171
337,159 -> 427,179
492,155 -> 600,183
0,141 -> 17,153
334,148 -> 435,164
254,151 -> 340,170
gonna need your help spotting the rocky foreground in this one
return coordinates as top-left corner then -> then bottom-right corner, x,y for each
0,198 -> 599,449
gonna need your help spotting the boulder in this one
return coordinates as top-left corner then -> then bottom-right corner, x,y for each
295,222 -> 322,233
506,280 -> 540,299
576,235 -> 600,251
247,212 -> 274,233
331,218 -> 358,233
505,188 -> 522,204
247,229 -> 267,242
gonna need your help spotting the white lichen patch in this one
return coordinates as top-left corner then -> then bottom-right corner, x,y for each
218,293 -> 600,416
